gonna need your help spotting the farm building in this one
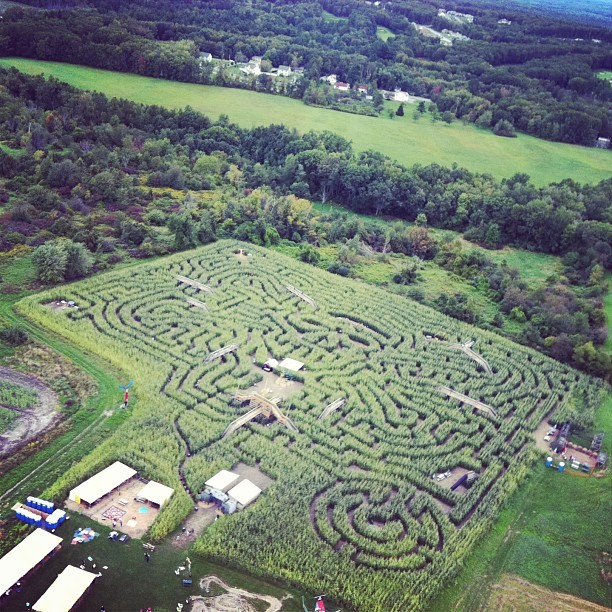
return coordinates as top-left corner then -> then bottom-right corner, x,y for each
33,565 -> 97,612
137,480 -> 175,508
262,358 -> 279,372
278,358 -> 304,372
227,479 -> 261,511
334,82 -> 350,91
277,65 -> 291,76
69,461 -> 136,507
199,52 -> 213,63
202,470 -> 240,502
0,529 -> 62,599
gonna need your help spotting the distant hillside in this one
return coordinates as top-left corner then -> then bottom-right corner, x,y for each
505,0 -> 612,27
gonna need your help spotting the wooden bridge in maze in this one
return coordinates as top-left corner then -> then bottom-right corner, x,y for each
205,344 -> 238,362
286,284 -> 318,309
319,398 -> 346,420
438,386 -> 498,417
176,275 -> 213,293
448,340 -> 492,374
223,393 -> 299,438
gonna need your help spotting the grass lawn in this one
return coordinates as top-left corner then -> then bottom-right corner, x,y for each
3,519 -> 305,612
322,10 -> 347,22
431,456 -> 612,609
596,71 -> 612,81
0,142 -> 26,155
376,25 -> 395,41
1,58 -> 610,185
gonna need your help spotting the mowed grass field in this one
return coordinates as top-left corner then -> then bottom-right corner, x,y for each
1,58 -> 611,185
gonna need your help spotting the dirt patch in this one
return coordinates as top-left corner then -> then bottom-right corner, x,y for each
436,467 -> 471,490
65,478 -> 162,539
190,576 -> 291,612
232,463 -> 273,491
533,419 -> 556,452
247,369 -> 303,401
171,501 -> 218,549
487,573 -> 610,611
0,367 -> 60,457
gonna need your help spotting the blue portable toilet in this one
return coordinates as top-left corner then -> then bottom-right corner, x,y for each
558,461 -> 565,472
26,496 -> 35,508
57,510 -> 66,524
545,456 -> 553,467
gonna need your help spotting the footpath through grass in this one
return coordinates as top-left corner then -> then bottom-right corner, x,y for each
1,58 -> 610,186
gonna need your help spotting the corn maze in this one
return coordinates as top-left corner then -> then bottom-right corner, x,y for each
22,240 -> 603,610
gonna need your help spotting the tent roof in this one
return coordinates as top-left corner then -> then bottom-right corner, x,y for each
278,358 -> 304,372
137,480 -> 175,506
205,470 -> 240,492
264,358 -> 279,368
33,565 -> 97,612
70,461 -> 136,504
0,529 -> 62,595
228,479 -> 261,507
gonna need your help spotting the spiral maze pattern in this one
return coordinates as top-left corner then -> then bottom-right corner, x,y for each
45,240 -> 600,580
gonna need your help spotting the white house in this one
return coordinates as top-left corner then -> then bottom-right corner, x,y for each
199,52 -> 213,64
277,65 -> 292,76
240,61 -> 261,76
321,74 -> 337,85
393,89 -> 410,102
334,81 -> 350,92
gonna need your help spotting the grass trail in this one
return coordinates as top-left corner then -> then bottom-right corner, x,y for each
1,58 -> 610,185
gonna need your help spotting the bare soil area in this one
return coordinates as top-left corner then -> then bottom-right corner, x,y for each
487,573 -> 610,612
65,478 -> 162,539
190,576 -> 291,612
0,366 -> 59,457
247,369 -> 303,401
436,467 -> 471,490
232,462 -> 273,491
170,501 -> 217,549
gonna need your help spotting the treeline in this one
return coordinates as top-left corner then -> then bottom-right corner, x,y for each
2,0 -> 612,145
0,68 -> 609,378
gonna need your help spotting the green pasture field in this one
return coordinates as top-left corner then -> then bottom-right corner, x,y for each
1,58 -> 610,185
596,71 -> 612,81
13,239 -> 605,610
322,10 -> 347,22
376,25 -> 395,41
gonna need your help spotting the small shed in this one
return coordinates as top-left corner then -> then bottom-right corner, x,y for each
137,480 -> 175,508
205,470 -> 240,492
278,358 -> 304,372
227,479 -> 261,510
33,565 -> 97,612
597,452 -> 608,468
263,358 -> 279,372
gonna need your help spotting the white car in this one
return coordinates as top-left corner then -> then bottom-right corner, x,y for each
544,435 -> 551,442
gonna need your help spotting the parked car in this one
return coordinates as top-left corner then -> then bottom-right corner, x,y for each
119,534 -> 130,544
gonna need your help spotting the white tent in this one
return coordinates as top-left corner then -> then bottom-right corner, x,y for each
279,358 -> 304,372
69,461 -> 136,505
0,529 -> 62,596
137,480 -> 175,507
33,565 -> 97,612
205,470 -> 239,493
228,479 -> 261,508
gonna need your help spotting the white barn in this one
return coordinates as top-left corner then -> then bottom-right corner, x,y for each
69,461 -> 136,506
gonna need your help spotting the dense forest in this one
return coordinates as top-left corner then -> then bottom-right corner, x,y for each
0,69 -> 610,378
1,0 -> 611,145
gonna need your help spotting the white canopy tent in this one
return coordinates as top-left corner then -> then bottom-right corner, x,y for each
137,480 -> 175,507
205,470 -> 240,493
33,565 -> 97,612
0,529 -> 62,596
228,479 -> 261,508
278,358 -> 304,372
69,461 -> 136,505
